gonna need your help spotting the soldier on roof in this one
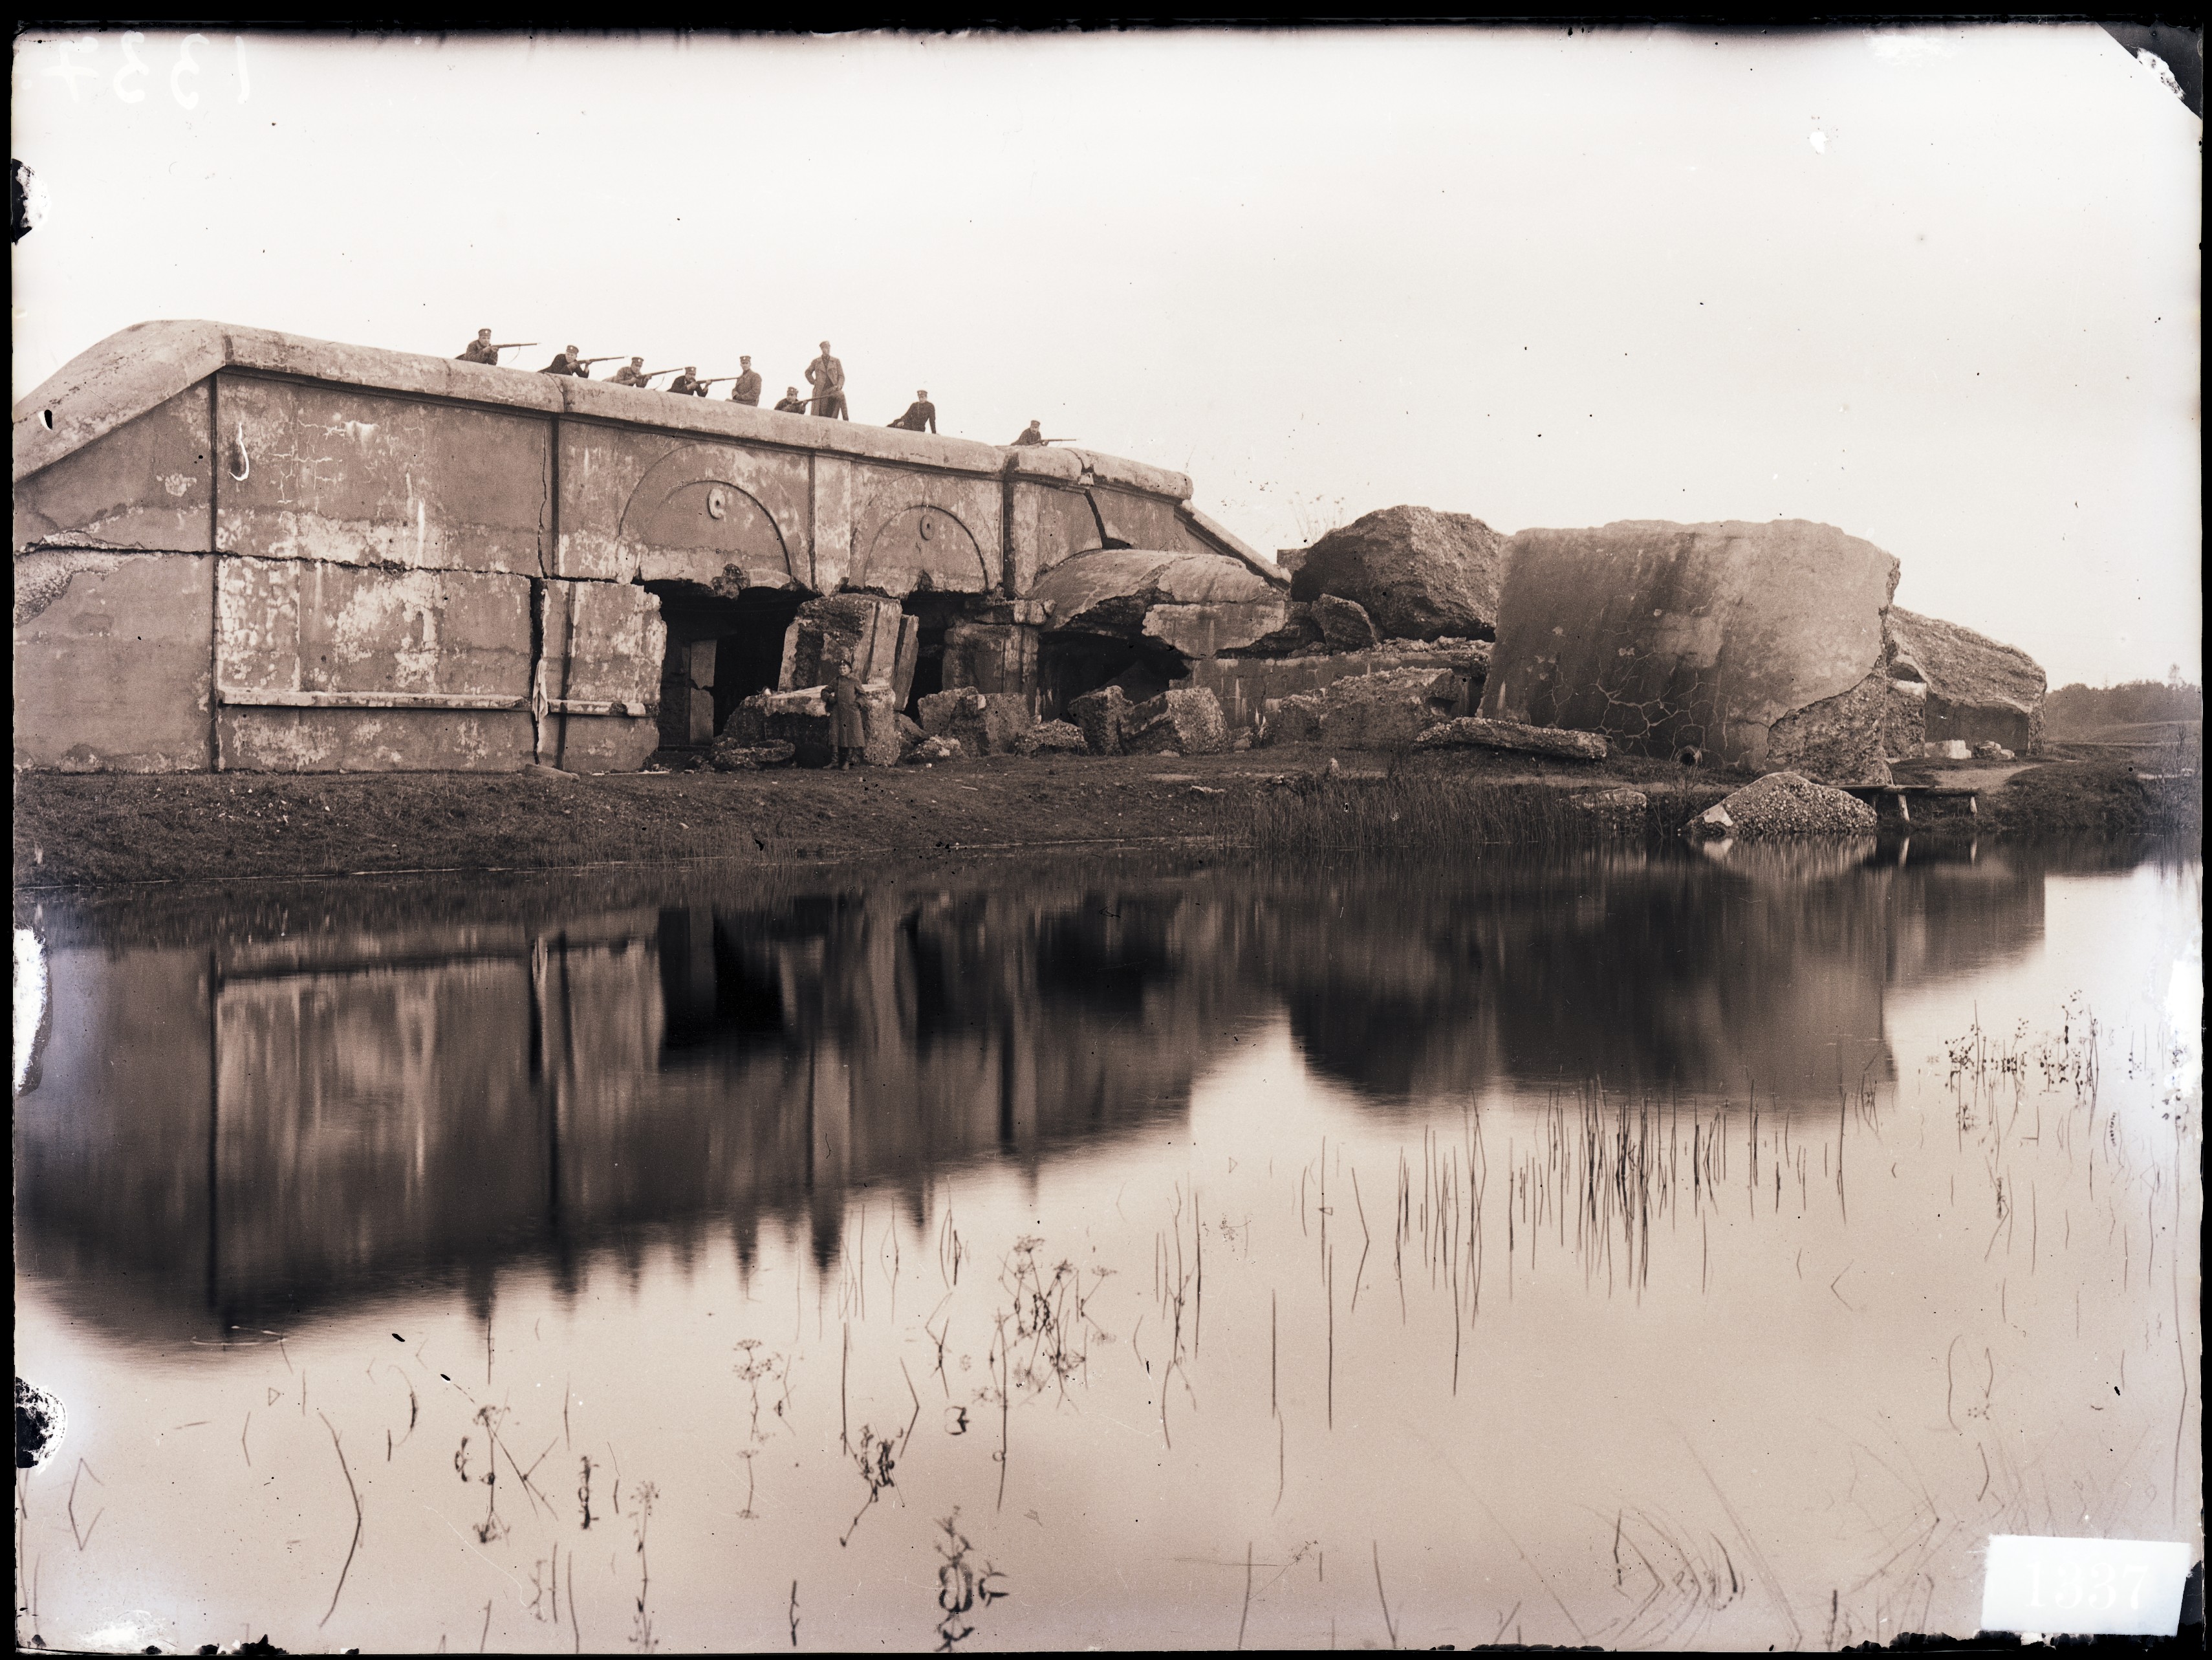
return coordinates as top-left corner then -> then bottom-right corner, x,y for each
774,387 -> 808,413
730,358 -> 763,406
458,329 -> 501,365
611,357 -> 650,386
888,391 -> 938,434
805,342 -> 847,420
543,345 -> 586,376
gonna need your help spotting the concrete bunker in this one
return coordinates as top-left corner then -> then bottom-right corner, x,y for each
14,320 -> 1281,774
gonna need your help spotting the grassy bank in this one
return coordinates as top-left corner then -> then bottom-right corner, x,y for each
12,746 -> 2191,890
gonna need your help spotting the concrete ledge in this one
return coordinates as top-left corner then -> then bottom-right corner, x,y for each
17,321 -> 1197,501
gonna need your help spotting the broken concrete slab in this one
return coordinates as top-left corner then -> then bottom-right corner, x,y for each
779,593 -> 905,692
1684,771 -> 1879,840
1068,685 -> 1132,755
1413,715 -> 1610,761
1030,548 -> 1290,659
1312,593 -> 1382,652
1482,519 -> 1900,780
1125,687 -> 1230,756
710,737 -> 797,771
1291,505 -> 1507,640
1017,719 -> 1090,755
1885,606 -> 2047,755
1262,668 -> 1465,749
918,686 -> 1033,756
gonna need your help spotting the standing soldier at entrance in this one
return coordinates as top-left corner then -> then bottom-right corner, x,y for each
830,652 -> 866,769
611,356 -> 651,386
887,390 -> 938,434
774,387 -> 808,413
805,342 -> 847,419
729,357 -> 763,406
665,367 -> 704,397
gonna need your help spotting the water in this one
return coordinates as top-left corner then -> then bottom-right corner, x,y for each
13,837 -> 2202,1652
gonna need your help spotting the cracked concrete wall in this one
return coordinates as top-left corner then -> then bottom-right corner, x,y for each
13,322 -> 1249,772
1480,519 -> 1901,777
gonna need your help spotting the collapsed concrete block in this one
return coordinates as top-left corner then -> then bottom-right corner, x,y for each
710,737 -> 797,771
1311,593 -> 1382,652
918,686 -> 1033,756
1068,685 -> 1132,755
1031,549 -> 1290,659
729,686 -> 834,767
907,734 -> 962,763
779,592 -> 905,692
1414,717 -> 1609,761
1885,606 -> 2046,754
1125,687 -> 1230,756
1259,668 -> 1462,749
1019,719 -> 1090,755
942,620 -> 1041,710
1482,519 -> 1900,781
1684,772 -> 1879,840
1291,505 -> 1507,640
859,686 -> 903,767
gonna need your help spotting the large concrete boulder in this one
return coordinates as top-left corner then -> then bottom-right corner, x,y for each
1016,719 -> 1090,756
1685,771 -> 1879,840
1068,685 -> 1133,755
1259,667 -> 1462,748
1884,607 -> 2046,755
1290,505 -> 1508,641
1125,687 -> 1230,756
1482,519 -> 1908,785
1311,593 -> 1382,652
917,686 -> 1032,756
1032,548 -> 1290,659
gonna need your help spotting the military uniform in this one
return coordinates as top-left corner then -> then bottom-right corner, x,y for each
774,393 -> 808,414
830,666 -> 865,765
730,369 -> 763,406
611,363 -> 649,386
1012,424 -> 1046,446
805,353 -> 847,420
458,338 -> 500,365
889,399 -> 938,434
543,352 -> 584,376
666,373 -> 703,397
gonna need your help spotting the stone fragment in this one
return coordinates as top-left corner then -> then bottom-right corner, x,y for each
905,734 -> 962,763
1261,668 -> 1465,749
1884,606 -> 2047,754
1017,719 -> 1089,755
916,686 -> 1031,755
1311,592 -> 1382,652
778,593 -> 905,692
1068,685 -> 1133,755
709,737 -> 797,771
1125,687 -> 1230,756
1290,505 -> 1508,640
1414,717 -> 1609,761
1570,786 -> 1648,833
1684,771 -> 1878,840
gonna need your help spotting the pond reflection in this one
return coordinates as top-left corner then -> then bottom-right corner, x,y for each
19,840 -> 2051,1346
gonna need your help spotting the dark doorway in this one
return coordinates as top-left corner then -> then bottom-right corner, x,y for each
645,583 -> 807,750
900,593 -> 971,718
1037,631 -> 1178,721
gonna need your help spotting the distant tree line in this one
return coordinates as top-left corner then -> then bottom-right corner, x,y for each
2044,676 -> 2204,735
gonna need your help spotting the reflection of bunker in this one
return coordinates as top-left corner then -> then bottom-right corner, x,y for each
13,322 -> 1284,770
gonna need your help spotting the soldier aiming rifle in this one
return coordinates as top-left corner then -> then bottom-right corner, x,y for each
609,357 -> 651,386
774,387 -> 807,413
664,367 -> 706,397
458,329 -> 535,365
541,345 -> 589,376
1010,420 -> 1074,446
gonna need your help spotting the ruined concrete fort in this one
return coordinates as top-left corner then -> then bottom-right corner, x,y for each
14,321 -> 1290,772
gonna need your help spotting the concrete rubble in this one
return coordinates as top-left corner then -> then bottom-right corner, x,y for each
1289,505 -> 1508,641
1884,606 -> 2046,756
1260,667 -> 1466,748
1684,771 -> 1879,840
1413,716 -> 1609,761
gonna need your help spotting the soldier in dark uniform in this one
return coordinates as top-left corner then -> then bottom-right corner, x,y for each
1012,420 -> 1046,446
543,345 -> 585,376
888,391 -> 938,434
774,387 -> 808,414
729,358 -> 763,406
666,367 -> 704,397
458,329 -> 501,365
830,653 -> 866,769
611,357 -> 649,386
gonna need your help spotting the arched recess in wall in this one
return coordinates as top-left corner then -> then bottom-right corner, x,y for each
847,485 -> 993,598
620,444 -> 800,594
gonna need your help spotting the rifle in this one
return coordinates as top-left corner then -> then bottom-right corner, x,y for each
576,355 -> 625,367
638,369 -> 680,381
698,376 -> 741,387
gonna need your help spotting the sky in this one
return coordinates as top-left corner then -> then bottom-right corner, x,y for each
10,25 -> 2200,689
